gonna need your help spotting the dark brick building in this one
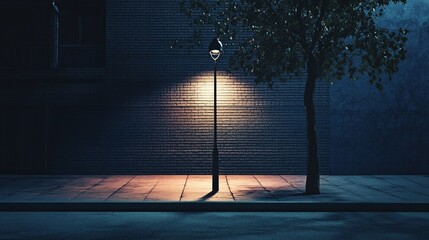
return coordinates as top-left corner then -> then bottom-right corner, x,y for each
2,0 -> 428,176
0,0 -> 330,175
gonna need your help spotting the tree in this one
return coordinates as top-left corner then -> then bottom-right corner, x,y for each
175,0 -> 408,194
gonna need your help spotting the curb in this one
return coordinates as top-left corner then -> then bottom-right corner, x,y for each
1,202 -> 428,212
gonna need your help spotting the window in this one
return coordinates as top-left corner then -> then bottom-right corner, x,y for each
58,0 -> 105,68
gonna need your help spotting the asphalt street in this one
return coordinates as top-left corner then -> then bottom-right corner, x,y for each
0,212 -> 428,240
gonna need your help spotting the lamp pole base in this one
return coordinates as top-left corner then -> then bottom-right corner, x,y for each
212,147 -> 219,192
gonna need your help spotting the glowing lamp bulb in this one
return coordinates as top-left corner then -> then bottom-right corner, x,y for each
209,38 -> 223,61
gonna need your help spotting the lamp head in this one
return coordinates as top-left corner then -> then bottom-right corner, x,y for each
209,38 -> 223,61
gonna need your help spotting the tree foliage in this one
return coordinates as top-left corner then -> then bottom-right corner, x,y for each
176,0 -> 408,90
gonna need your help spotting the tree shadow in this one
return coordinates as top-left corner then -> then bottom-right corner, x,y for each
238,189 -> 308,200
194,188 -> 320,202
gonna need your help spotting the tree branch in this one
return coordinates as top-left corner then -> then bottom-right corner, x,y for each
295,0 -> 309,56
311,0 -> 328,51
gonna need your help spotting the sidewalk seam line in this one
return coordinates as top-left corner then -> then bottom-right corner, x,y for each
71,176 -> 108,200
179,175 -> 189,202
279,175 -> 305,193
347,176 -> 405,200
105,176 -> 137,201
143,177 -> 161,201
401,176 -> 429,190
322,177 -> 366,200
374,176 -> 429,198
252,175 -> 279,201
225,175 -> 236,201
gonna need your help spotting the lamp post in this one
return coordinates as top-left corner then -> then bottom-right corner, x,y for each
209,37 -> 222,193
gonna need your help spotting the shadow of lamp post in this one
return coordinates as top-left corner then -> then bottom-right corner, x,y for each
209,37 -> 223,193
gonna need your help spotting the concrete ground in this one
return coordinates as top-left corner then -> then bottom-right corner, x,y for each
0,175 -> 428,239
0,212 -> 428,240
0,175 -> 428,203
0,175 -> 428,211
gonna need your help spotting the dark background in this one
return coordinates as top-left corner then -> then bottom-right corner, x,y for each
330,0 -> 429,174
0,0 -> 426,175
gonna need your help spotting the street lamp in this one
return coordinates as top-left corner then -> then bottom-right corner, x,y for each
209,37 -> 222,192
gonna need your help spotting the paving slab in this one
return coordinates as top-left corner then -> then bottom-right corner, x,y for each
0,175 -> 428,211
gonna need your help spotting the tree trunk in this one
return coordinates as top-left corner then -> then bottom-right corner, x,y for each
304,55 -> 320,195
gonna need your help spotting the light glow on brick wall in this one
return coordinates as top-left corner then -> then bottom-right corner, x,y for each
193,71 -> 237,106
165,71 -> 262,129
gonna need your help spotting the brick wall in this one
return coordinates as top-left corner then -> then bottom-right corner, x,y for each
48,73 -> 329,174
0,0 -> 330,174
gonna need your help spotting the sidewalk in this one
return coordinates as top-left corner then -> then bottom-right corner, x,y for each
0,175 -> 428,211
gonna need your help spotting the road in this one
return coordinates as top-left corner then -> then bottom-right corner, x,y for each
0,212 -> 428,239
